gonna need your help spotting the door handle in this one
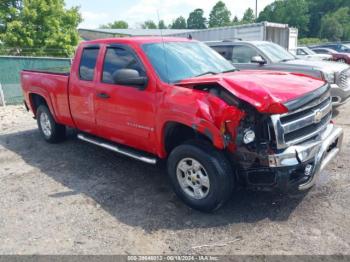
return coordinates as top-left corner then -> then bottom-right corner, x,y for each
96,92 -> 110,99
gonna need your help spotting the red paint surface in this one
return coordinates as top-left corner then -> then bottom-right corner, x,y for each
21,37 -> 326,158
179,70 -> 325,113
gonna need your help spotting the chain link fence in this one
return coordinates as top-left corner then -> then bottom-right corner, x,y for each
0,56 -> 71,105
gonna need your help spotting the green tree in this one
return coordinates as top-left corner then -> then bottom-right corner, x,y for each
208,1 -> 231,28
187,8 -> 206,29
99,20 -> 128,29
306,0 -> 350,37
0,0 -> 23,34
298,37 -> 328,46
241,8 -> 255,24
257,0 -> 310,37
258,1 -> 285,22
231,15 -> 239,25
2,0 -> 81,57
171,16 -> 187,29
158,20 -> 167,29
320,16 -> 343,41
141,20 -> 157,29
320,7 -> 350,41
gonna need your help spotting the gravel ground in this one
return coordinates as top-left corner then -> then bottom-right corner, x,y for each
0,103 -> 349,255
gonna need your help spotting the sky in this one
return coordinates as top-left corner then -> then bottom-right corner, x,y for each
65,0 -> 275,29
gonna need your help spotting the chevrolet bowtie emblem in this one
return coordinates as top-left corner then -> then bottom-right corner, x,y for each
314,110 -> 323,123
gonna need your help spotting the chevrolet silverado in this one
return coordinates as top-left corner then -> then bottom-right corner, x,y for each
21,37 -> 343,211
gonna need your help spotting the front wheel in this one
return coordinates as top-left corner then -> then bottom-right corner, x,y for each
36,105 -> 66,143
167,140 -> 234,212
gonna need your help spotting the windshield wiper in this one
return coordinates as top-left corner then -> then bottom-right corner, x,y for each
221,68 -> 238,73
195,71 -> 218,77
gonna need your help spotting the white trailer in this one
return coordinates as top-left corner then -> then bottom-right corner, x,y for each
79,22 -> 299,50
167,22 -> 298,50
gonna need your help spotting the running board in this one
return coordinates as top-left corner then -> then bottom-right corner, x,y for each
77,134 -> 157,165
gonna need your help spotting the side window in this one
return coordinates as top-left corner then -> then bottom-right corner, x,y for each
324,45 -> 334,50
231,45 -> 258,63
340,45 -> 350,52
315,49 -> 326,54
102,47 -> 145,84
210,46 -> 233,60
79,48 -> 99,81
297,49 -> 307,55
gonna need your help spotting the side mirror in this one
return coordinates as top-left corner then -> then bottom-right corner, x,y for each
113,69 -> 147,89
251,56 -> 267,65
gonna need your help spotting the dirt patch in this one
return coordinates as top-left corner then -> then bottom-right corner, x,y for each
0,104 -> 350,255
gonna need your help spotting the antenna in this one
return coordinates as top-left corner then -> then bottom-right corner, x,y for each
157,10 -> 170,84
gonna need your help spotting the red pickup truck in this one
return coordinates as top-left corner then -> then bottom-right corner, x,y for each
21,37 -> 343,211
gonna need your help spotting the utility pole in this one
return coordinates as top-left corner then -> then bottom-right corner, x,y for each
0,83 -> 5,107
255,0 -> 258,19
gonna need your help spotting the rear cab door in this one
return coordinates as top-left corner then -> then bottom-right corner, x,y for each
69,44 -> 101,135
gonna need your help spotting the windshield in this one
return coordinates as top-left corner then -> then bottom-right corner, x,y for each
257,42 -> 296,63
142,41 -> 235,83
303,47 -> 316,55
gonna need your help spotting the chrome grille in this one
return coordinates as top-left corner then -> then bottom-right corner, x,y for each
337,68 -> 350,89
271,90 -> 332,149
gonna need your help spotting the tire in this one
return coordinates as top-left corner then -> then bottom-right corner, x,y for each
36,105 -> 66,143
167,140 -> 234,212
337,58 -> 347,64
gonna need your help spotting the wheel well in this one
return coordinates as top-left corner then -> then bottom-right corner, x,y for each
164,122 -> 211,155
29,93 -> 47,115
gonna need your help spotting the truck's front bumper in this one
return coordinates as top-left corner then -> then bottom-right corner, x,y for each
330,83 -> 350,106
268,124 -> 343,190
239,124 -> 343,191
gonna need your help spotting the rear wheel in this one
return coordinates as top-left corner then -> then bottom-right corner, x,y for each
337,58 -> 347,63
167,140 -> 234,212
36,105 -> 66,143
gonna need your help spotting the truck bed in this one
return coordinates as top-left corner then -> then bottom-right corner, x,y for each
21,69 -> 74,127
22,66 -> 71,76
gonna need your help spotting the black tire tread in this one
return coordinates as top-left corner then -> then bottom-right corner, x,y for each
167,139 -> 234,212
36,105 -> 66,143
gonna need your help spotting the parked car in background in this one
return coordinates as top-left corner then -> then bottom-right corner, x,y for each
311,43 -> 350,54
21,37 -> 344,211
290,46 -> 332,61
207,40 -> 350,106
310,47 -> 350,64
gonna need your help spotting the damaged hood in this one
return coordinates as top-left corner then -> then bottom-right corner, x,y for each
178,70 -> 326,113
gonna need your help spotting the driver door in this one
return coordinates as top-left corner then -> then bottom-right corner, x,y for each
94,45 -> 157,153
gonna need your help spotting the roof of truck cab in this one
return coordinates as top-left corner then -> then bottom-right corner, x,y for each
82,37 -> 195,45
206,40 -> 270,46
